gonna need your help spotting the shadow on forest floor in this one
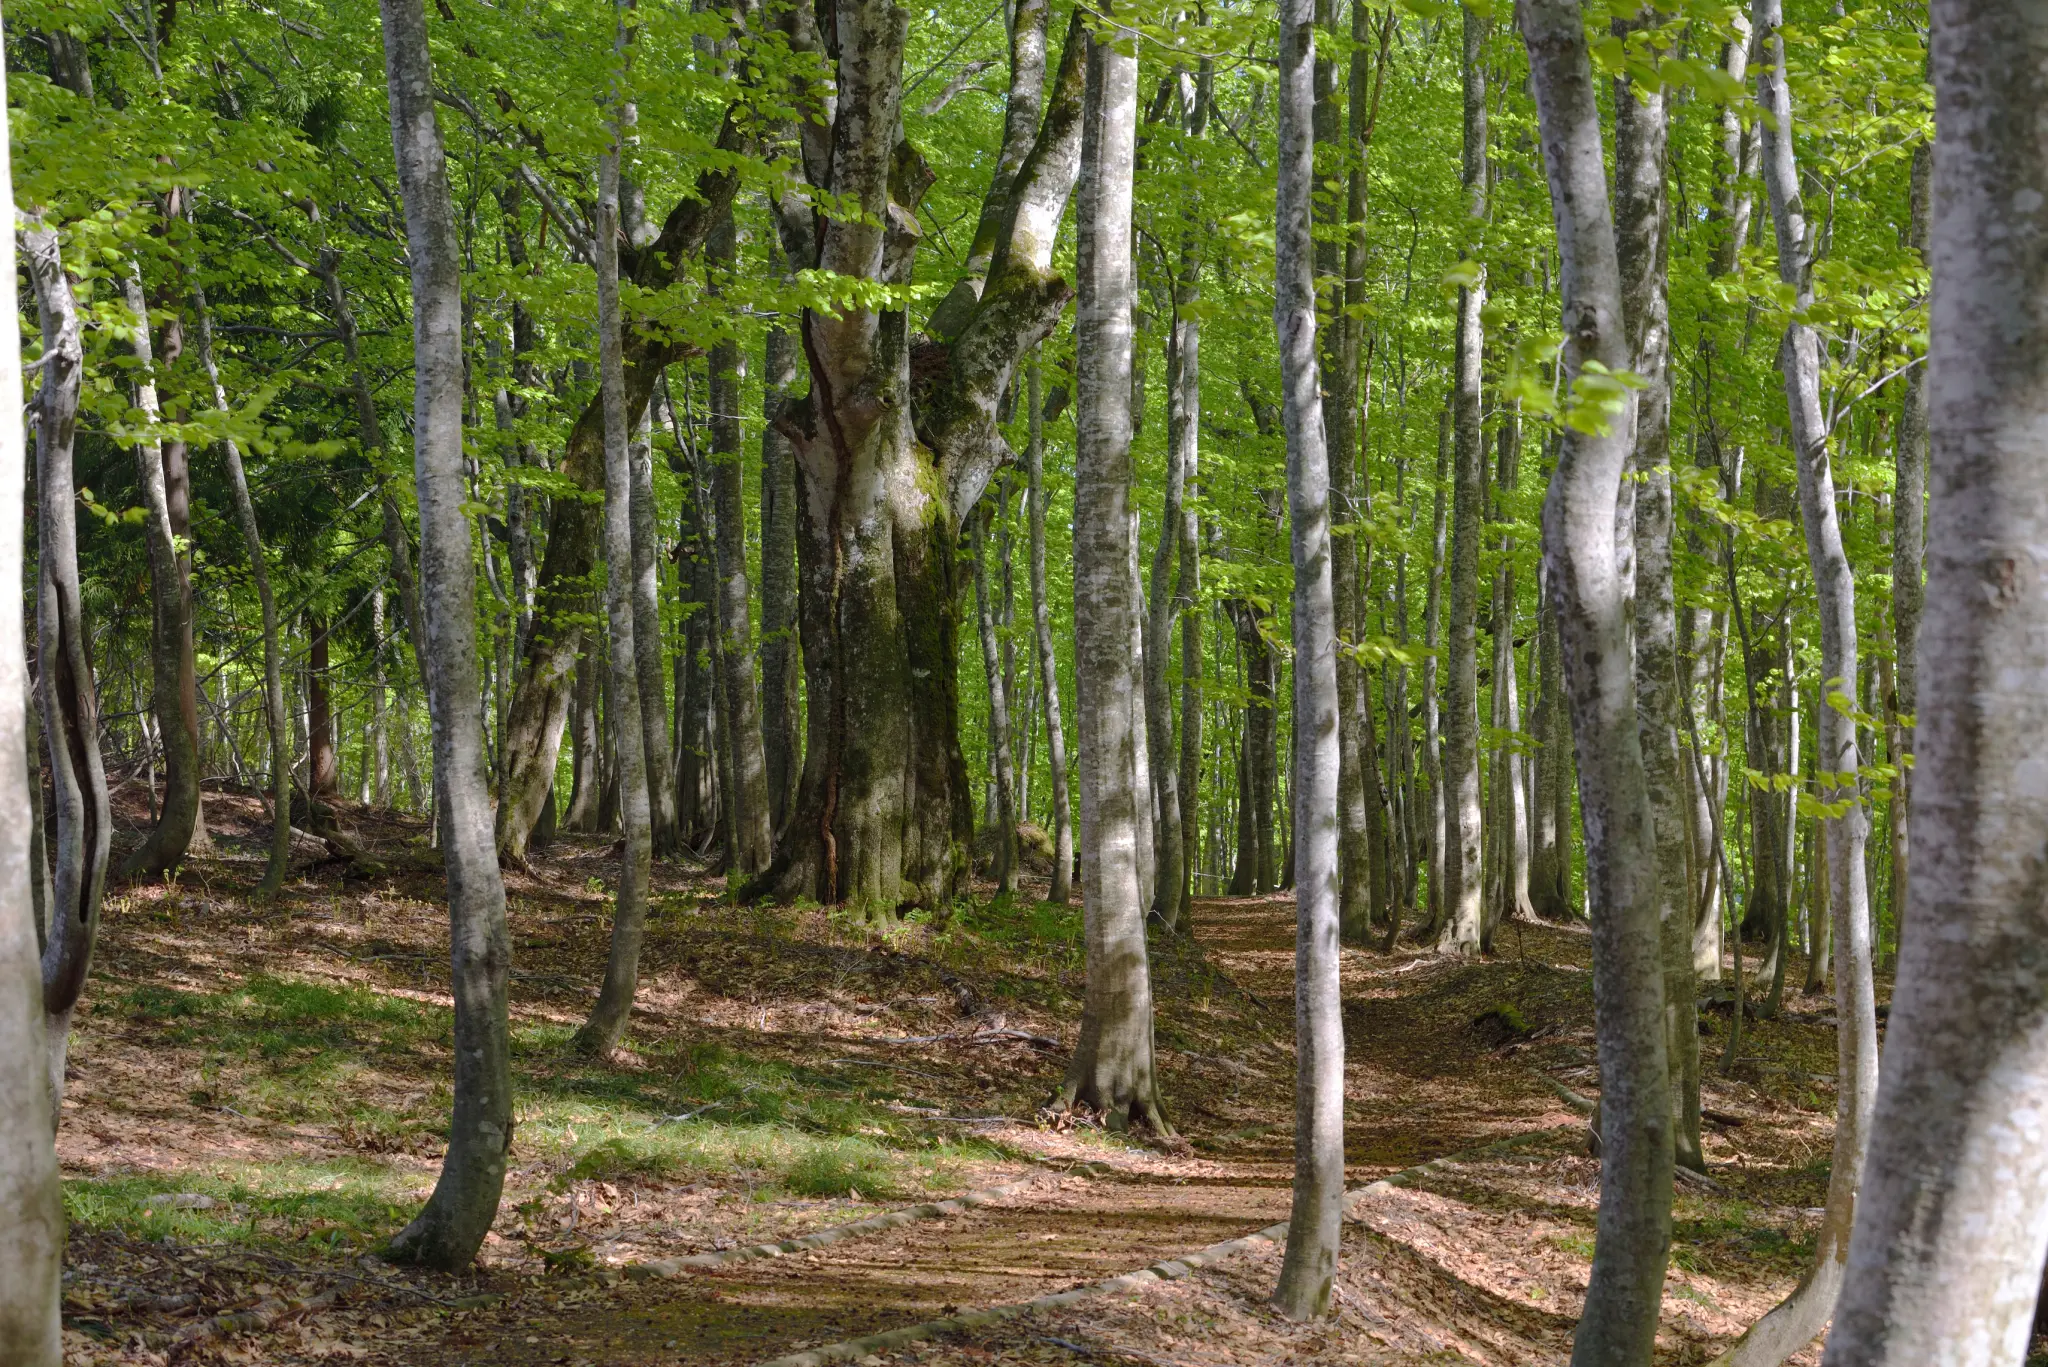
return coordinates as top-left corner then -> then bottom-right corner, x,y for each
58,787 -> 1868,1365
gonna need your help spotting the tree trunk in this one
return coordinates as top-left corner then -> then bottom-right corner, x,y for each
1062,12 -> 1167,1131
1419,408 -> 1449,942
1528,588 -> 1572,918
1271,0 -> 1344,1315
1614,31 -> 1703,1173
1516,1 -> 1675,1361
307,618 -> 338,801
120,269 -> 206,876
760,318 -> 802,836
379,0 -> 513,1269
973,511 -> 1020,893
22,216 -> 110,1104
704,217 -> 776,876
1886,141 -> 1928,958
577,89 -> 656,1056
0,111 -> 63,1359
564,648 -> 603,831
1028,354 -> 1074,904
629,400 -> 680,857
1820,9 -> 2048,1356
1706,1 -> 1881,1355
1144,325 -> 1189,928
1441,4 -> 1487,955
190,281 -> 292,898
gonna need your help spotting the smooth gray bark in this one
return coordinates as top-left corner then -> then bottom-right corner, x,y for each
1027,354 -> 1074,904
760,317 -> 801,835
1614,36 -> 1703,1173
707,213 -> 774,875
1271,0 -> 1344,1316
973,512 -> 1019,893
1517,0 -> 1675,1361
578,88 -> 656,1055
1707,2 -> 1882,1356
1144,320 -> 1188,927
1441,3 -> 1487,955
1819,5 -> 2048,1361
379,0 -> 514,1269
630,402 -> 679,856
1063,15 -> 1166,1131
1,91 -> 65,1363
191,282 -> 292,898
22,215 -> 109,1106
1886,141 -> 1928,951
1419,409 -> 1449,941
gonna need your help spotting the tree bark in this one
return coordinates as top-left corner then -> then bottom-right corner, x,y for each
379,0 -> 514,1269
22,216 -> 111,1105
760,316 -> 802,835
1705,1 -> 1881,1355
973,512 -> 1019,893
629,401 -> 679,856
1886,141 -> 1928,955
120,268 -> 206,876
1271,0 -> 1344,1315
1027,353 -> 1074,904
2,106 -> 66,1362
1820,9 -> 2048,1357
307,618 -> 338,800
1419,408 -> 1449,941
1441,3 -> 1487,955
1144,307 -> 1189,927
190,283 -> 291,897
1614,29 -> 1703,1173
577,83 -> 657,1055
1516,0 -> 1675,1360
1062,12 -> 1167,1131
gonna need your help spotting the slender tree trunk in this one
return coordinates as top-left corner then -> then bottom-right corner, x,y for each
1419,409 -> 1449,941
1614,32 -> 1703,1173
1528,588 -> 1571,918
564,649 -> 602,831
1821,10 -> 2048,1356
973,513 -> 1019,893
307,618 -> 338,801
1144,330 -> 1188,927
760,316 -> 802,836
2,98 -> 65,1360
379,0 -> 513,1268
1272,0 -> 1344,1314
190,283 -> 292,897
1886,141 -> 1928,955
1441,4 -> 1487,954
577,82 -> 656,1055
1028,354 -> 1074,904
629,402 -> 679,856
1063,13 -> 1167,1131
121,269 -> 206,876
1517,1 -> 1675,1361
1706,2 -> 1881,1355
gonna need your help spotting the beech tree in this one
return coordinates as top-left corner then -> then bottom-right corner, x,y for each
1821,1 -> 2048,1358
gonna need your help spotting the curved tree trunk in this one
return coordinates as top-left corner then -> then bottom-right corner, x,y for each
1440,4 -> 1487,955
379,0 -> 514,1269
23,216 -> 111,1106
1063,12 -> 1167,1131
1517,1 -> 1675,1361
121,269 -> 206,877
1027,354 -> 1074,904
577,95 -> 656,1056
1821,13 -> 2048,1353
1271,0 -> 1344,1314
0,111 -> 63,1359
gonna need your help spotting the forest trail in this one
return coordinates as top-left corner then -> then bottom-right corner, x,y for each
59,801 -> 1850,1366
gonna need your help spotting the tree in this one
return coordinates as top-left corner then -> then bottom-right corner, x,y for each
1516,0 -> 1675,1361
1706,0 -> 1883,1355
1819,3 -> 2048,1357
1062,6 -> 1167,1132
577,50 -> 657,1057
1270,0 -> 1345,1316
378,0 -> 515,1268
1027,353 -> 1075,904
1440,2 -> 1487,955
0,41 -> 66,1355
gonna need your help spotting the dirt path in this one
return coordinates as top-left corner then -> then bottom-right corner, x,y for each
59,804 -> 1853,1366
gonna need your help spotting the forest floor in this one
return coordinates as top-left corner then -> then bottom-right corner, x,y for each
57,787 -> 1861,1366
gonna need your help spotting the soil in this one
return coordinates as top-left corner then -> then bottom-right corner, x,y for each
56,788 -> 1858,1365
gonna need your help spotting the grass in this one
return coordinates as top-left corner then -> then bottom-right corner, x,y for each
80,966 -> 1012,1253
